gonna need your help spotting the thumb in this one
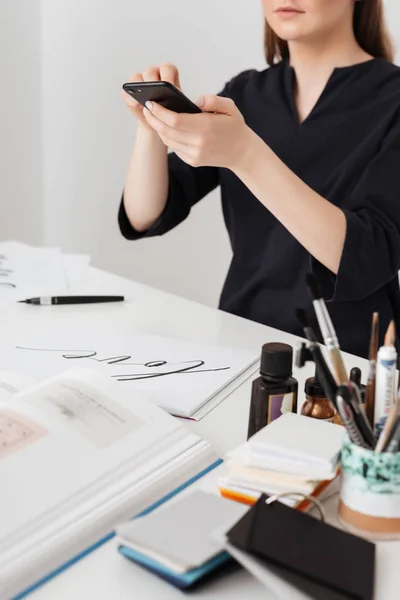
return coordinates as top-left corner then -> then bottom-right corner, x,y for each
196,94 -> 235,114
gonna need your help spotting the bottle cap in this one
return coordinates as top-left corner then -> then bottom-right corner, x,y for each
304,376 -> 326,399
260,343 -> 293,378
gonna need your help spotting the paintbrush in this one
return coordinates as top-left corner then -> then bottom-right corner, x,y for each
305,273 -> 348,385
296,308 -> 338,409
365,312 -> 379,426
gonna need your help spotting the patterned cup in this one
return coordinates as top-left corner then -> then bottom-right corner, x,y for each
339,438 -> 400,539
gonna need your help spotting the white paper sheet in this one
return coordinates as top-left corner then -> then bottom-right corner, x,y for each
0,372 -> 37,402
0,242 -> 91,303
0,323 -> 259,418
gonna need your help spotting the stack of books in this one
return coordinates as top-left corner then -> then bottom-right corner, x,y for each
218,413 -> 344,510
117,490 -> 246,590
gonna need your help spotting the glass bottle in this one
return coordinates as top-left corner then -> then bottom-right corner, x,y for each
247,342 -> 298,439
301,369 -> 336,423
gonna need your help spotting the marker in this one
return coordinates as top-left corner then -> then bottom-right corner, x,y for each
18,295 -> 125,305
374,321 -> 397,430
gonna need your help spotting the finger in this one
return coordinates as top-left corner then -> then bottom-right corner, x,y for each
121,89 -> 142,111
195,94 -> 235,115
128,72 -> 144,83
142,66 -> 161,82
146,101 -> 201,131
123,73 -> 144,106
121,89 -> 137,107
159,137 -> 195,157
159,63 -> 181,89
143,107 -> 198,143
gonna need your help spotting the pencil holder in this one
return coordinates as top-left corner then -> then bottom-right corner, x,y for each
339,438 -> 400,539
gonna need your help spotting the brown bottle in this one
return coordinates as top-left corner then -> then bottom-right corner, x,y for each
301,370 -> 336,423
247,343 -> 298,439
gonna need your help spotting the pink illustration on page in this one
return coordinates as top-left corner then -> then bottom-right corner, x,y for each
0,410 -> 48,459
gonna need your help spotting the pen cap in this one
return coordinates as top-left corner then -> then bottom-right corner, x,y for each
377,344 -> 397,363
260,343 -> 293,379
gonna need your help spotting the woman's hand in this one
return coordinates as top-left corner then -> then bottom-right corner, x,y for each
142,95 -> 254,171
121,64 -> 182,129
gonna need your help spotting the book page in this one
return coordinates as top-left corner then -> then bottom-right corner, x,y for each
23,375 -> 143,448
0,369 -> 191,547
0,410 -> 48,459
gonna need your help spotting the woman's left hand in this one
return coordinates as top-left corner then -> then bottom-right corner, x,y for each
142,95 -> 254,171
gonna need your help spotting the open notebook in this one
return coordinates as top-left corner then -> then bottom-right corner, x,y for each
0,369 -> 220,599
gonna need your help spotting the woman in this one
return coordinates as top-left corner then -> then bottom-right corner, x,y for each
119,0 -> 400,358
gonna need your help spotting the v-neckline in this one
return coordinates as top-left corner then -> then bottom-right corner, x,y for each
283,57 -> 379,128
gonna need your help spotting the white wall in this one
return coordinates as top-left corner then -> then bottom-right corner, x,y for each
0,0 -> 43,244
40,0 -> 264,307
385,0 -> 400,60
1,1 -> 399,305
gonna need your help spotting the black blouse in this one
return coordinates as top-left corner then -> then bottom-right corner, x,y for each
119,58 -> 400,358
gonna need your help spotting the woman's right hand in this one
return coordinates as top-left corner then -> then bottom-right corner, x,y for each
121,63 -> 181,128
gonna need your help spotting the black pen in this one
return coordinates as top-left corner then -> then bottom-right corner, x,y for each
18,295 -> 124,305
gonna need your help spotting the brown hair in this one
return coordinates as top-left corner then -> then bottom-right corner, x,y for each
264,0 -> 394,65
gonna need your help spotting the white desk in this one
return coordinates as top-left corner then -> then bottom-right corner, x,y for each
2,267 -> 398,600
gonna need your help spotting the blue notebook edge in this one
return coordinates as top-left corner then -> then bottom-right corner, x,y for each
13,458 -> 223,600
118,545 -> 231,589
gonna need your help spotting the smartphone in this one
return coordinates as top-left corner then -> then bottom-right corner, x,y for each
122,81 -> 202,114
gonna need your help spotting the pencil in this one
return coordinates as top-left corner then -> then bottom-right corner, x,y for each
384,320 -> 396,347
365,312 -> 379,427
